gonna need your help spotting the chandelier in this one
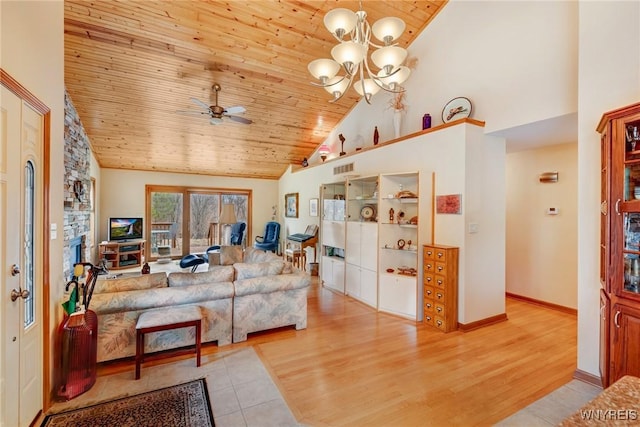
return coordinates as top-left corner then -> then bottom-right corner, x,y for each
308,2 -> 410,103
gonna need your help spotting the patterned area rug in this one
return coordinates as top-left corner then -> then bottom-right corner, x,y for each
41,378 -> 214,426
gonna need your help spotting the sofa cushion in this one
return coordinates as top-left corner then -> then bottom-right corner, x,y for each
220,246 -> 244,265
243,246 -> 279,263
234,272 -> 310,297
93,272 -> 167,294
234,260 -> 285,280
91,282 -> 234,314
168,265 -> 234,287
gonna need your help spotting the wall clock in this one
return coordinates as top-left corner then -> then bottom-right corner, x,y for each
442,97 -> 472,123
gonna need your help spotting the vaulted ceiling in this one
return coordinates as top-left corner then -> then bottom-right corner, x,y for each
64,1 -> 447,179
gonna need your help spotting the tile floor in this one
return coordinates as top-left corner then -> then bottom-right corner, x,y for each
497,379 -> 602,426
47,347 -> 301,427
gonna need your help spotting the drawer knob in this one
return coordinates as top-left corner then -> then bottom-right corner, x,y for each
437,320 -> 442,326
426,264 -> 433,270
426,277 -> 432,282
437,307 -> 442,312
426,303 -> 432,308
427,290 -> 432,295
426,251 -> 432,256
437,252 -> 443,258
437,266 -> 443,271
437,293 -> 443,299
426,316 -> 432,321
437,280 -> 443,285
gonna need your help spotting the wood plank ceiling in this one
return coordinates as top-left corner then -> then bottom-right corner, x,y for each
64,1 -> 447,180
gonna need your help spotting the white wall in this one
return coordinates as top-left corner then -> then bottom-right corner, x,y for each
1,0 -> 65,407
506,143 -> 578,308
311,0 -> 578,162
99,168 -> 278,244
281,123 -> 506,324
577,1 -> 640,377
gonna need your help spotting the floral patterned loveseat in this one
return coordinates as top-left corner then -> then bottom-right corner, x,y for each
90,247 -> 310,362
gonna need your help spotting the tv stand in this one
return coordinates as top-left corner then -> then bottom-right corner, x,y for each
99,240 -> 146,270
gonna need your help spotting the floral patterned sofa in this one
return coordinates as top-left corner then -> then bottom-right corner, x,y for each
90,247 -> 310,362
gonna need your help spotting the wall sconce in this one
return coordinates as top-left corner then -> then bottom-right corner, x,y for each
318,144 -> 330,162
539,172 -> 559,183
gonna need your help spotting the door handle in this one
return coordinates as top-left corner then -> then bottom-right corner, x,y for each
614,310 -> 621,328
615,199 -> 621,215
10,288 -> 30,302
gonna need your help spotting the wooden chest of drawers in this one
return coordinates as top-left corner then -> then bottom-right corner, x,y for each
423,244 -> 459,332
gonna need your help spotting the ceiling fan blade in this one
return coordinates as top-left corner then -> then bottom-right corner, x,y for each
227,115 -> 252,125
176,110 -> 209,116
209,117 -> 224,125
190,97 -> 211,110
224,105 -> 246,114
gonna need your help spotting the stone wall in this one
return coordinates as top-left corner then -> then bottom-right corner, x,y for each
63,90 -> 92,279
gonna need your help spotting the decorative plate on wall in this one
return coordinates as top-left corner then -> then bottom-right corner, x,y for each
360,204 -> 376,221
442,97 -> 472,123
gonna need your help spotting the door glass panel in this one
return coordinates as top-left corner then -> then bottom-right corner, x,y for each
623,212 -> 640,294
149,191 -> 183,259
24,161 -> 35,326
189,193 -> 219,253
221,194 -> 248,246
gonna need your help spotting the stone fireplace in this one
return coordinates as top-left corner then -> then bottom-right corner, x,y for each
63,90 -> 93,280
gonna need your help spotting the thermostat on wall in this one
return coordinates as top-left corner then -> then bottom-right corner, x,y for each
547,207 -> 559,215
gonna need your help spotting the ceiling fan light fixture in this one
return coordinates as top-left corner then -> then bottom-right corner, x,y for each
178,83 -> 251,126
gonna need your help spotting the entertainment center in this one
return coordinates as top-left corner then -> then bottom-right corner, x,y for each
99,240 -> 146,270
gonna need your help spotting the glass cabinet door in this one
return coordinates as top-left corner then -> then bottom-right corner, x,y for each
620,117 -> 640,296
623,213 -> 640,294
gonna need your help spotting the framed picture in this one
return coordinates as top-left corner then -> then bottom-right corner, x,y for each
285,192 -> 299,218
436,194 -> 462,214
309,198 -> 319,217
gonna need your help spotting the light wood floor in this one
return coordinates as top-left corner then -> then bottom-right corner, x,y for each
98,277 -> 578,426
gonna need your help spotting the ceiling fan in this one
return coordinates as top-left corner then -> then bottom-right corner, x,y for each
177,83 -> 252,125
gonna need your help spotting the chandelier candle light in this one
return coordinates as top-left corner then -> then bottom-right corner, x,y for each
308,2 -> 410,103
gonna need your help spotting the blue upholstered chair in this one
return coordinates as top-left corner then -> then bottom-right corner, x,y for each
254,221 -> 280,253
230,222 -> 246,246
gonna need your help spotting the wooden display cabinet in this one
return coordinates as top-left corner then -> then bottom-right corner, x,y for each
99,240 -> 146,270
598,101 -> 640,386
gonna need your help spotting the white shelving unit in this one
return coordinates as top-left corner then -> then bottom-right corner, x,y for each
378,172 -> 420,319
321,173 -> 422,320
320,182 -> 346,293
345,175 -> 379,308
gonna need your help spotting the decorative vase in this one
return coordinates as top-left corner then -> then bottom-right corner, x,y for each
422,114 -> 431,130
393,109 -> 402,139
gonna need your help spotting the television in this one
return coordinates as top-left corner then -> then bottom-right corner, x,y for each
109,217 -> 143,241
